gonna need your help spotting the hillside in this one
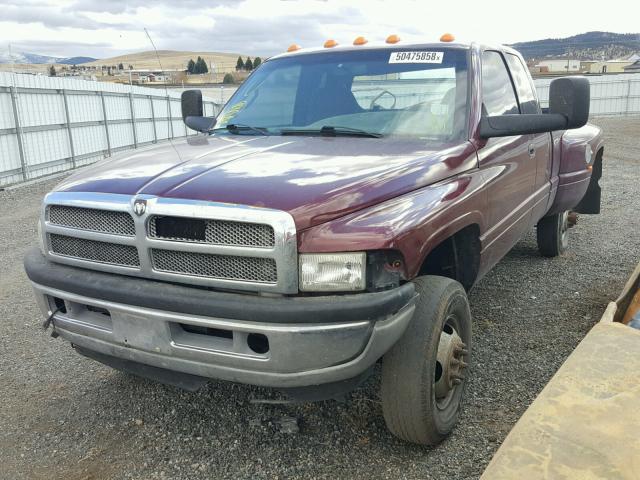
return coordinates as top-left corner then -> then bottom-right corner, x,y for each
0,51 -> 96,65
511,31 -> 640,60
79,50 -> 250,73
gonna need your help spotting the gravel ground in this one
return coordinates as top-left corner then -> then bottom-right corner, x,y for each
1,117 -> 639,480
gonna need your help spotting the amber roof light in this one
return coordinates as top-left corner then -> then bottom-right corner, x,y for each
324,39 -> 338,48
440,33 -> 455,42
353,36 -> 368,45
287,44 -> 301,52
386,34 -> 401,44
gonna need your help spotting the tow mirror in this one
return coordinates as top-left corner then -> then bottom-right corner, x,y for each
181,90 -> 216,133
479,76 -> 590,138
548,76 -> 590,129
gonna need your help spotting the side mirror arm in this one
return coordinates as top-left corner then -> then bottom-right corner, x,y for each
185,116 -> 216,133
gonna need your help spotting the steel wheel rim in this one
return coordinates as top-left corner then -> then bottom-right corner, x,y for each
433,314 -> 468,411
560,211 -> 569,250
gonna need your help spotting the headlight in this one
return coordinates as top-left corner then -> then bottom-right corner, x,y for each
299,252 -> 366,292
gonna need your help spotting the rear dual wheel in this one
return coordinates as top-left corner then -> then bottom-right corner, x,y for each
537,210 -> 570,257
381,276 -> 471,445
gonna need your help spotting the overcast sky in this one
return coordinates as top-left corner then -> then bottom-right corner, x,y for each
1,0 -> 638,59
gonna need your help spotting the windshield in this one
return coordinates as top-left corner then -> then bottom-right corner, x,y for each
215,47 -> 469,140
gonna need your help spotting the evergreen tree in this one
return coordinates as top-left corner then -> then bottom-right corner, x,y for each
48,65 -> 57,77
118,62 -> 124,70
253,57 -> 262,69
196,57 -> 209,74
236,56 -> 244,71
187,58 -> 196,74
244,57 -> 253,71
223,73 -> 235,84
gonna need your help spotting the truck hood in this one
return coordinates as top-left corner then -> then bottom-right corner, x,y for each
56,135 -> 477,230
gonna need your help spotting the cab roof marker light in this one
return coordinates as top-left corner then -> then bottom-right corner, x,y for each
353,36 -> 368,46
287,44 -> 301,52
324,39 -> 338,48
385,34 -> 401,44
440,33 -> 455,42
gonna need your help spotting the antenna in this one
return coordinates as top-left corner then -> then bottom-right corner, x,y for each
144,27 -> 183,162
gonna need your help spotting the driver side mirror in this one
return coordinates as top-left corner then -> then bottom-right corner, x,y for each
479,76 -> 590,138
181,90 -> 216,133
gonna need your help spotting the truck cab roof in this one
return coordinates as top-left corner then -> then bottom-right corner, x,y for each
269,39 -> 524,62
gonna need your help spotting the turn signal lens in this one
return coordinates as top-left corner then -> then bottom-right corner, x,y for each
386,34 -> 401,44
440,33 -> 455,42
324,39 -> 338,48
353,36 -> 368,45
287,44 -> 301,52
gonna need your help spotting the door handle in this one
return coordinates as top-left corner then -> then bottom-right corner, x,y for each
528,144 -> 535,157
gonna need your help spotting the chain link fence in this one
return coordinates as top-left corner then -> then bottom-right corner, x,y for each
0,73 -> 220,187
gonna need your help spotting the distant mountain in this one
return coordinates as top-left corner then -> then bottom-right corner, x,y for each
511,31 -> 640,60
0,51 -> 97,65
58,56 -> 97,65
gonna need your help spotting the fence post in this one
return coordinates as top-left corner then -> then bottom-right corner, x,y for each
61,89 -> 76,169
149,95 -> 158,143
100,91 -> 112,157
129,92 -> 138,148
9,84 -> 27,181
625,79 -> 632,115
166,95 -> 175,139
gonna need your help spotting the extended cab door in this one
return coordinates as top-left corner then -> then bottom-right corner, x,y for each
504,52 -> 552,223
476,50 -> 538,266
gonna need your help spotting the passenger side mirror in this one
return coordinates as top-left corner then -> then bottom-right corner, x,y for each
181,90 -> 216,133
479,76 -> 590,138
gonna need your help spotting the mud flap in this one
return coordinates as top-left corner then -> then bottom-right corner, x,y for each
574,151 -> 602,214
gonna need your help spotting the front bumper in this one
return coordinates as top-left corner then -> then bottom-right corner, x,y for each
25,248 -> 416,388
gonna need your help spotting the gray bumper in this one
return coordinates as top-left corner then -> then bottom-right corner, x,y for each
31,282 -> 415,388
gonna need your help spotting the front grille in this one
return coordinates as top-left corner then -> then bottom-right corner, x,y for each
151,249 -> 277,283
48,205 -> 135,236
148,215 -> 275,248
49,234 -> 140,267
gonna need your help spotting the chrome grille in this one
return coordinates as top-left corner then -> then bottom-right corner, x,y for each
48,205 -> 135,236
42,193 -> 297,293
49,234 -> 140,267
148,216 -> 275,248
151,249 -> 277,283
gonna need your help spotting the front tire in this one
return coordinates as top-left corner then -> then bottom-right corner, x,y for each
537,211 -> 569,257
381,276 -> 471,445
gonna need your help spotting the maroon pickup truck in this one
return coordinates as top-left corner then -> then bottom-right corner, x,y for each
24,38 -> 603,445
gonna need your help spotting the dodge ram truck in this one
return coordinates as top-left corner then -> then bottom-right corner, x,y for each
24,35 -> 603,445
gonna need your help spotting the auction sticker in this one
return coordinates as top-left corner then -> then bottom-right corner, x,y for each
389,51 -> 443,64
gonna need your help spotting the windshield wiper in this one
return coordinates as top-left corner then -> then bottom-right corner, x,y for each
218,123 -> 269,136
280,125 -> 383,138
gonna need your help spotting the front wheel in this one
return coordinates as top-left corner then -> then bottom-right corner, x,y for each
380,276 -> 471,445
537,211 -> 569,257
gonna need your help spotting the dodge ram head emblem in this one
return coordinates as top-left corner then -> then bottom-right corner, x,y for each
133,199 -> 147,216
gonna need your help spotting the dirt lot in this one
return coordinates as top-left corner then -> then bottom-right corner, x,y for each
1,117 -> 639,480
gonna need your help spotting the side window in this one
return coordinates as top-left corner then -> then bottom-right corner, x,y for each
505,54 -> 540,114
481,51 -> 519,116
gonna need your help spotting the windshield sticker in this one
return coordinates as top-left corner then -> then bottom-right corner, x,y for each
218,101 -> 246,125
389,51 -> 443,64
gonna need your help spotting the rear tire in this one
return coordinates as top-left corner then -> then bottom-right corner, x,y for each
381,276 -> 471,445
537,211 -> 569,257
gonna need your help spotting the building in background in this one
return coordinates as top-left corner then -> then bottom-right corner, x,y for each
623,60 -> 640,73
535,59 -> 581,73
582,60 -> 633,74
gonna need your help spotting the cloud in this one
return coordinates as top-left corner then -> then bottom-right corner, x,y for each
0,0 -> 637,60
